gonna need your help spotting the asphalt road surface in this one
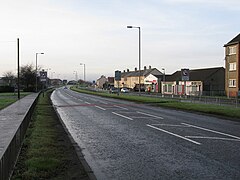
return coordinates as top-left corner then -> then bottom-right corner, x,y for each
51,87 -> 240,180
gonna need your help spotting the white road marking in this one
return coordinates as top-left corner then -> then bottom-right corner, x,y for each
185,136 -> 240,142
114,105 -> 128,110
85,101 -> 91,104
151,124 -> 189,127
95,106 -> 106,111
137,111 -> 164,119
97,100 -> 108,104
112,112 -> 133,120
146,124 -> 201,145
182,123 -> 240,140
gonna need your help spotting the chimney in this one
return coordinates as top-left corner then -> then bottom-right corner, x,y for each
127,69 -> 129,72
144,66 -> 147,70
149,65 -> 151,69
135,67 -> 137,71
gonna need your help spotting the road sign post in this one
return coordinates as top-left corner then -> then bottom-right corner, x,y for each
181,69 -> 189,96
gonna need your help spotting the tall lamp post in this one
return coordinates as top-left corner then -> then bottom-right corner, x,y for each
162,68 -> 165,95
80,63 -> 86,82
127,25 -> 141,95
35,52 -> 44,92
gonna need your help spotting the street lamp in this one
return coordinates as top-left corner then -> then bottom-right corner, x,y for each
35,52 -> 44,92
80,63 -> 86,82
127,25 -> 141,95
73,71 -> 78,81
162,68 -> 165,95
162,68 -> 165,82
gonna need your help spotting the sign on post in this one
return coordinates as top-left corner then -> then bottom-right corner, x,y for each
40,71 -> 47,82
181,69 -> 190,81
115,70 -> 121,81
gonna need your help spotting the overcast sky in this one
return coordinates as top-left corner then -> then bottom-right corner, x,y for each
0,0 -> 240,81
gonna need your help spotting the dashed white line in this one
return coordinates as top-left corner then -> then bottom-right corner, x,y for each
137,111 -> 164,119
85,101 -> 91,104
146,124 -> 201,145
114,105 -> 128,110
182,123 -> 240,140
112,112 -> 133,120
95,106 -> 106,111
185,136 -> 240,142
151,124 -> 189,127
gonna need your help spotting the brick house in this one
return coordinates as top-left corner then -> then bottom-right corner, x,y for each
224,33 -> 240,97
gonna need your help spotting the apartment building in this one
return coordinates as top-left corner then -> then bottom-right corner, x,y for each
224,33 -> 240,97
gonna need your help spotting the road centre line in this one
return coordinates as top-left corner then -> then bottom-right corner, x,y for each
146,124 -> 201,145
182,123 -> 240,140
114,105 -> 128,110
95,106 -> 106,111
137,111 -> 164,119
150,124 -> 189,127
85,101 -> 91,104
112,112 -> 133,120
185,136 -> 240,142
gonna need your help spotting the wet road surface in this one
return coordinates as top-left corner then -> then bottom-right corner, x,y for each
51,87 -> 240,180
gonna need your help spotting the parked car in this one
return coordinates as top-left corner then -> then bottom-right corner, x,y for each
121,87 -> 129,93
109,87 -> 119,93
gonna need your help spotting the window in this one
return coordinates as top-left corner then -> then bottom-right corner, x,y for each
229,79 -> 236,87
229,62 -> 237,71
228,46 -> 236,55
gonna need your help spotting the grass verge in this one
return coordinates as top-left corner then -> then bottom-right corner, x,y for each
71,86 -> 240,120
0,92 -> 31,110
11,90 -> 89,180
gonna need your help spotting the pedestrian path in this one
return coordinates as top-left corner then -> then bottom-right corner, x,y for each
0,93 -> 39,180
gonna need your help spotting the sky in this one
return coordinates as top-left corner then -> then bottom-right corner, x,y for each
0,0 -> 240,82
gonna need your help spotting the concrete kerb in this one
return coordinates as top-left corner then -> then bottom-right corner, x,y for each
51,93 -> 97,180
0,93 -> 40,180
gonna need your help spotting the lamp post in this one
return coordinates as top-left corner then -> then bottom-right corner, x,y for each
35,52 -> 44,92
127,25 -> 141,95
80,63 -> 86,82
73,71 -> 78,81
162,68 -> 165,95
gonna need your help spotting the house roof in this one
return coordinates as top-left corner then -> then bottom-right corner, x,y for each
165,67 -> 225,81
121,68 -> 162,78
224,33 -> 240,47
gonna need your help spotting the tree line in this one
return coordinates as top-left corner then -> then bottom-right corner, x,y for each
1,64 -> 43,92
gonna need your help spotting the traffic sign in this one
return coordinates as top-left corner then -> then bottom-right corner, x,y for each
181,69 -> 189,81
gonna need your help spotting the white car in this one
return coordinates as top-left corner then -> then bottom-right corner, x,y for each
121,88 -> 129,93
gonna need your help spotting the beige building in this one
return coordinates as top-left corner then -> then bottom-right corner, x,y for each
224,33 -> 240,97
114,66 -> 162,90
96,75 -> 108,89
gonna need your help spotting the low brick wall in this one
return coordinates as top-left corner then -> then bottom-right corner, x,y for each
0,93 -> 39,180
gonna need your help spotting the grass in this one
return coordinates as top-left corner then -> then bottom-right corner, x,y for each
0,92 -> 31,110
11,90 -> 88,180
71,86 -> 240,120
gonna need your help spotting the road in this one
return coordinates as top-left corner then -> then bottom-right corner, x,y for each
51,87 -> 240,180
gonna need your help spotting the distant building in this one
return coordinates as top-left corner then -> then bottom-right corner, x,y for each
115,66 -> 162,91
96,75 -> 108,89
224,33 -> 240,97
163,67 -> 225,96
50,79 -> 62,86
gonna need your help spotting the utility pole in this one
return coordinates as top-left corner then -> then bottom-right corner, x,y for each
17,38 -> 20,99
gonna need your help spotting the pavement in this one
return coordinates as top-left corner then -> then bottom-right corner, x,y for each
0,93 -> 38,158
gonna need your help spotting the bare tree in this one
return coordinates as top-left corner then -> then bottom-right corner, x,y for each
2,71 -> 16,86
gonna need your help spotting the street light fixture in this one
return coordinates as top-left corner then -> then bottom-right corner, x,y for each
80,63 -> 86,82
127,25 -> 141,95
35,52 -> 44,92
